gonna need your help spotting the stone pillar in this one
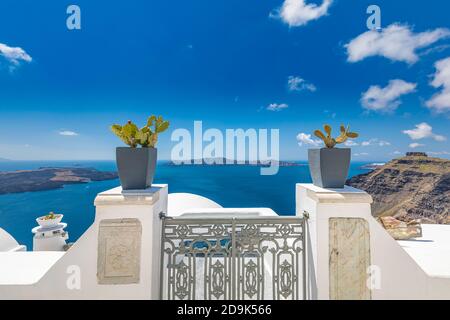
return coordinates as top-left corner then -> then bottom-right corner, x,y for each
93,184 -> 168,299
296,183 -> 373,300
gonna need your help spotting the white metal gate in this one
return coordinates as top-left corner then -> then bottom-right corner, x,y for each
160,216 -> 307,300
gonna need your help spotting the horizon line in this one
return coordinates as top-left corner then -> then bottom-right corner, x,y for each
0,158 -> 389,162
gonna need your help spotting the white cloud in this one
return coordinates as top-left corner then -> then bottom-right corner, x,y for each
267,103 -> 288,111
345,24 -> 450,64
361,79 -> 416,113
323,110 -> 336,119
344,140 -> 358,147
409,143 -> 425,149
273,0 -> 333,27
361,138 -> 391,147
392,151 -> 402,155
296,133 -> 321,147
0,43 -> 32,66
288,76 -> 317,92
402,123 -> 446,141
426,57 -> 450,113
378,140 -> 391,147
428,151 -> 450,156
59,131 -> 79,136
354,153 -> 369,157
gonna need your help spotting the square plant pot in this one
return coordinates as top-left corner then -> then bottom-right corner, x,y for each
308,148 -> 351,189
116,147 -> 157,190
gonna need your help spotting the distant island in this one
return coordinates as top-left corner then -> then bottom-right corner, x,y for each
347,153 -> 449,224
0,167 -> 118,195
0,157 -> 11,162
166,158 -> 305,167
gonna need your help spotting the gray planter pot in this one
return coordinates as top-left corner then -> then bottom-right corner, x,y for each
308,148 -> 351,188
116,147 -> 157,190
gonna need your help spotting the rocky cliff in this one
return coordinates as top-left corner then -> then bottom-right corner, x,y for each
347,154 -> 449,224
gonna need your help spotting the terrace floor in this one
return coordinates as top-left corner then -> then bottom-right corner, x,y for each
0,251 -> 65,285
398,224 -> 450,278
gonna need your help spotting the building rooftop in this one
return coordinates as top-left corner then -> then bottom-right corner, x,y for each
405,152 -> 428,157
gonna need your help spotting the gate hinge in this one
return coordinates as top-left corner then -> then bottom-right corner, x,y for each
303,211 -> 310,220
159,211 -> 167,220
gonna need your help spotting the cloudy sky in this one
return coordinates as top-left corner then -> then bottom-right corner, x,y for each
0,0 -> 449,161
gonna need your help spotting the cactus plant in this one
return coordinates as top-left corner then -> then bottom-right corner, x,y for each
111,115 -> 170,148
314,124 -> 358,148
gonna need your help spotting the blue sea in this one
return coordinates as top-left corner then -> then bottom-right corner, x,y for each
0,161 -> 372,249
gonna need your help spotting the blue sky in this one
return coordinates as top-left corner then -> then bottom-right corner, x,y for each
0,0 -> 449,161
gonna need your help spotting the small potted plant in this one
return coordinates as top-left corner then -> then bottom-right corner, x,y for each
308,124 -> 358,188
111,115 -> 169,190
36,212 -> 63,228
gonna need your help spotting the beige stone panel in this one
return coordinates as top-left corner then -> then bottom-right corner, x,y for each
97,218 -> 142,285
329,218 -> 371,300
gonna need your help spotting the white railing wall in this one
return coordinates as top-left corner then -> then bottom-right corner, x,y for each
1,183 -> 450,299
0,185 -> 168,300
296,183 -> 450,300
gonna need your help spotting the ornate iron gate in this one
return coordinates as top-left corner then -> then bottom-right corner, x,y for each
160,216 -> 307,300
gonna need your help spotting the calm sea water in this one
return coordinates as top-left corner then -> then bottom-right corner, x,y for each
0,161 -> 371,249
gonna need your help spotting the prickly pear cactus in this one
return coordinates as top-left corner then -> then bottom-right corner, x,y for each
314,124 -> 358,148
111,115 -> 170,148
111,121 -> 139,147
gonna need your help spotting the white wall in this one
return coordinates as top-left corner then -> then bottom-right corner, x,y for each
2,183 -> 450,300
0,228 -> 26,252
0,185 -> 168,300
297,183 -> 450,300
